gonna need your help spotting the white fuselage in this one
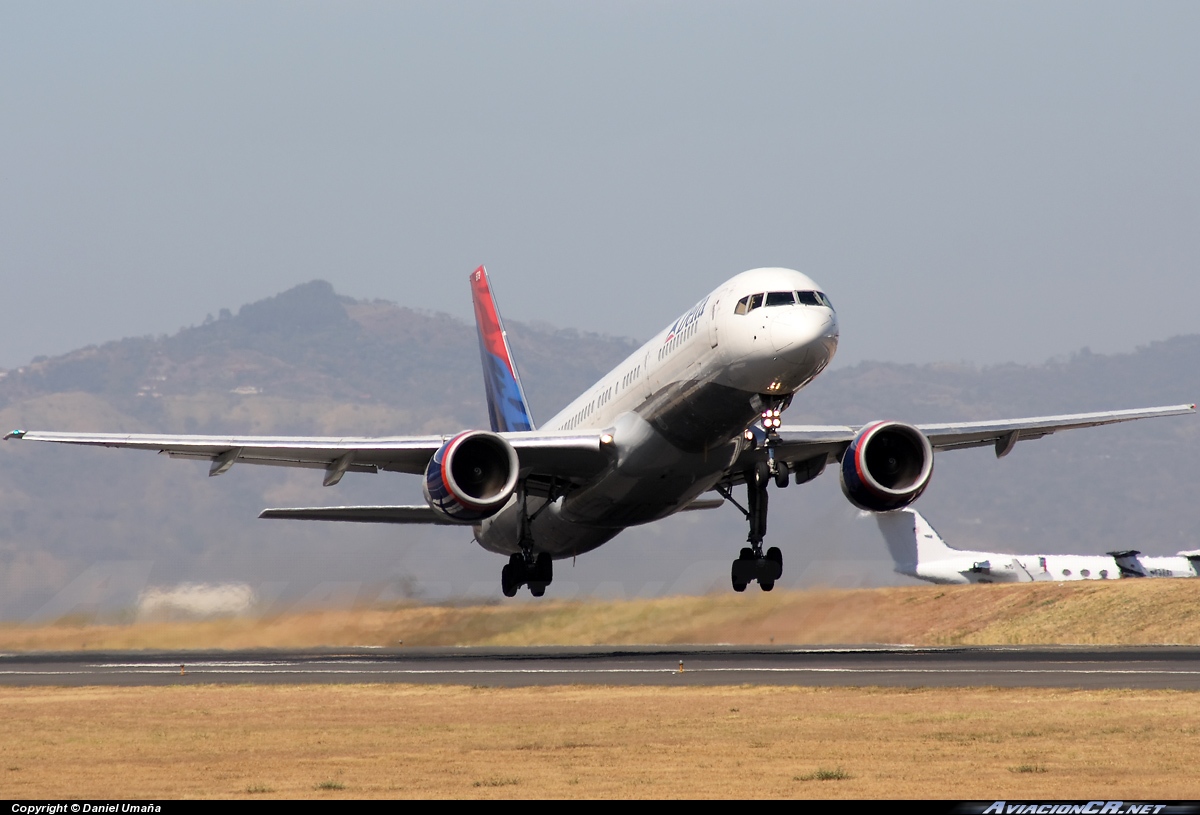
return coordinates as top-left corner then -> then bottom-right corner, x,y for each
880,509 -> 1200,585
474,268 -> 840,558
905,552 -> 1200,584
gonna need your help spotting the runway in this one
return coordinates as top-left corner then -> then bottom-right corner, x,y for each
3,645 -> 1200,689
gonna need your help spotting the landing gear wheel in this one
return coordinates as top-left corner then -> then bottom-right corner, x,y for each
533,553 -> 553,584
774,466 -> 789,489
500,563 -> 519,598
761,546 -> 783,590
732,573 -> 748,593
523,553 -> 553,597
740,547 -> 754,561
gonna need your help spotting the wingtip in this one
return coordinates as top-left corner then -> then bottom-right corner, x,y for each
4,429 -> 25,440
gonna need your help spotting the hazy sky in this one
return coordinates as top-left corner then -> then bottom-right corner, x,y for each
3,1 -> 1197,370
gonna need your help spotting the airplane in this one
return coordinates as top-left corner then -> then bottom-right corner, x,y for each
877,508 -> 1200,584
4,266 -> 1195,596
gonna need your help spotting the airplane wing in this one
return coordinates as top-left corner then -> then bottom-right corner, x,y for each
734,403 -> 1196,475
7,405 -> 1192,506
3,428 -> 611,487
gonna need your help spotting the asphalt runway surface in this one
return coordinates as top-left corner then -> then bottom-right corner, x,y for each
3,645 -> 1200,689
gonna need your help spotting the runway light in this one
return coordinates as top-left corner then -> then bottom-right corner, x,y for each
678,660 -> 685,673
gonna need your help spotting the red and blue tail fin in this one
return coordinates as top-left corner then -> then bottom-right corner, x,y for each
469,266 -> 536,432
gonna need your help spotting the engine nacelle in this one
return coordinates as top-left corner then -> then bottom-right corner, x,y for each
423,430 -> 520,523
840,421 -> 934,512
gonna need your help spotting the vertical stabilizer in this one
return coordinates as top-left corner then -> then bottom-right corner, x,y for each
469,266 -> 536,432
876,509 -> 958,574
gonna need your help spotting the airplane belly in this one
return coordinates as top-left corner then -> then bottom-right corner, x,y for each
472,409 -> 737,556
473,499 -> 620,559
635,378 -> 761,454
559,411 -> 737,527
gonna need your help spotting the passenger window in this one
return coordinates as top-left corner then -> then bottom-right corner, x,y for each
765,291 -> 795,307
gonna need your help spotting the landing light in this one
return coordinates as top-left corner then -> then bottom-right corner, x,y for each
760,408 -> 783,430
600,433 -> 614,445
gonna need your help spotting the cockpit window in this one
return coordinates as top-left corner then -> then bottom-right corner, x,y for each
796,290 -> 834,308
733,292 -> 779,315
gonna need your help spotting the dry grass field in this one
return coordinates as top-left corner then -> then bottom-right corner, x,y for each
5,581 -> 1200,799
3,579 -> 1200,651
1,684 -> 1198,799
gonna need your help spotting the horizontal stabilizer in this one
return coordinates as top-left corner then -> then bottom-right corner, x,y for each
259,505 -> 463,525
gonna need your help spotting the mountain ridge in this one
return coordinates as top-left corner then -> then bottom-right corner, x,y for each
0,281 -> 1195,618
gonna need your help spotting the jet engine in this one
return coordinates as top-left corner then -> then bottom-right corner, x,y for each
839,421 -> 934,512
423,430 -> 520,523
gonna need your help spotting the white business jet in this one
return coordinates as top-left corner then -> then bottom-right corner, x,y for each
6,267 -> 1194,596
878,508 -> 1200,584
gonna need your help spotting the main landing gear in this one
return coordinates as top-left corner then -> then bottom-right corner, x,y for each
501,551 -> 553,597
500,484 -> 555,597
718,407 -> 789,592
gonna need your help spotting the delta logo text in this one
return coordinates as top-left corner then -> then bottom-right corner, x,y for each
663,297 -> 709,344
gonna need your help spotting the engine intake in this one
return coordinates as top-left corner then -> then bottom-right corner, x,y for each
423,430 -> 520,523
840,421 -> 934,512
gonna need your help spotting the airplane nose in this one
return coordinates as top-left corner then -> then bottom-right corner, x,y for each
770,309 -> 838,362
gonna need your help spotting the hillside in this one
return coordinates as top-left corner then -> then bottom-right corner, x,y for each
0,281 -> 1196,619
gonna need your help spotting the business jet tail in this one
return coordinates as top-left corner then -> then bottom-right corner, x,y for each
470,266 -> 536,432
876,508 -> 958,574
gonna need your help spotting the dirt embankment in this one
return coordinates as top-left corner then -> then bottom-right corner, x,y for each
3,579 -> 1199,651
